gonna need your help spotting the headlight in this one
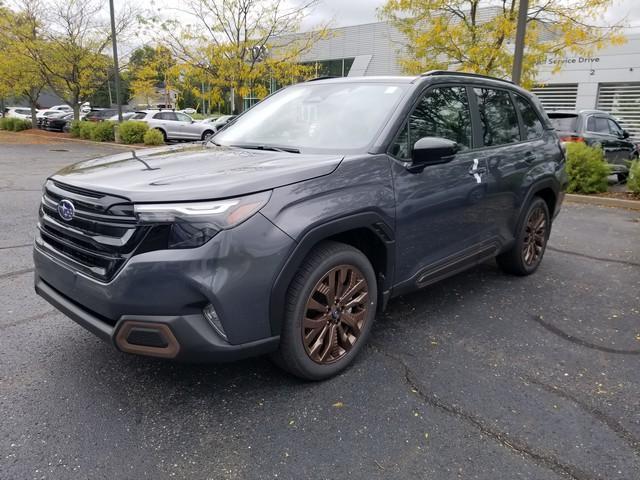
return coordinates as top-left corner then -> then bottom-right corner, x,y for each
134,191 -> 271,249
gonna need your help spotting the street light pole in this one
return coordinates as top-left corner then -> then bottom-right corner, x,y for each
511,0 -> 529,85
109,0 -> 123,122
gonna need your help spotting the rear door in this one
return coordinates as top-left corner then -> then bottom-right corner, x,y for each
390,85 -> 497,287
468,87 -> 537,243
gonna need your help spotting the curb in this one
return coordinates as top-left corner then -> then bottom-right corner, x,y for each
566,193 -> 640,211
16,131 -> 150,150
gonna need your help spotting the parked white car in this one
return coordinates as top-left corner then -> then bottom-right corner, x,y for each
199,115 -> 237,132
4,107 -> 33,120
132,110 -> 217,141
180,108 -> 197,115
49,105 -> 73,113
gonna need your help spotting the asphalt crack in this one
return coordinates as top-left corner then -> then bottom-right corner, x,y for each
0,243 -> 32,251
531,315 -> 640,355
547,246 -> 640,268
0,267 -> 34,280
526,376 -> 640,456
369,343 -> 597,480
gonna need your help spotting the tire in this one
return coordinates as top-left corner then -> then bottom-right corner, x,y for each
617,173 -> 628,183
201,130 -> 214,141
273,241 -> 378,381
497,197 -> 550,276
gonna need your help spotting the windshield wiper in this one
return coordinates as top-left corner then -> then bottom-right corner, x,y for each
230,144 -> 300,154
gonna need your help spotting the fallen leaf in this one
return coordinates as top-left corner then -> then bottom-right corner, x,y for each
332,402 -> 344,408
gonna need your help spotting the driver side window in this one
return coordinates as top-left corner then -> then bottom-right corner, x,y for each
390,86 -> 472,160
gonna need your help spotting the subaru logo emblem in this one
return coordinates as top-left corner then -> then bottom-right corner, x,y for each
57,199 -> 75,221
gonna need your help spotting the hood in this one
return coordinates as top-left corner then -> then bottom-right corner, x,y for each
51,144 -> 343,202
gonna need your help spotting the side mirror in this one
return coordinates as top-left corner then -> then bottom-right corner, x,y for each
622,130 -> 630,139
411,137 -> 459,167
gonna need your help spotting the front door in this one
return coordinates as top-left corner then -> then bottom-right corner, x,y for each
390,85 -> 496,287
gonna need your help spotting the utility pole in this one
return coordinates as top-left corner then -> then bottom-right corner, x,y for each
511,0 -> 529,85
109,0 -> 123,122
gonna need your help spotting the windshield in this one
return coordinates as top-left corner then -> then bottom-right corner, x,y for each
215,82 -> 409,153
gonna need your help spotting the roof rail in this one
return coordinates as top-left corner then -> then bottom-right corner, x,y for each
421,70 -> 514,85
306,76 -> 339,82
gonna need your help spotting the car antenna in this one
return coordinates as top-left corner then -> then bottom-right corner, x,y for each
130,150 -> 159,171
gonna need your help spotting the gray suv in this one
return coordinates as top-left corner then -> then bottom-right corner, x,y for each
33,72 -> 567,380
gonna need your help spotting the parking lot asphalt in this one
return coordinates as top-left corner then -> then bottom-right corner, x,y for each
1,138 -> 639,480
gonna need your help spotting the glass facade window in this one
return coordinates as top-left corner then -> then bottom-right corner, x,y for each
302,58 -> 356,78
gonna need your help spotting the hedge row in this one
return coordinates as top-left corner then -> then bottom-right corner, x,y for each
0,117 -> 32,131
69,120 -> 163,146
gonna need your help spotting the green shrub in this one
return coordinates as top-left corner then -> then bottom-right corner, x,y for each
12,119 -> 32,131
91,121 -> 115,142
628,159 -> 640,195
69,120 -> 82,137
0,117 -> 14,130
565,142 -> 610,194
143,128 -> 164,146
78,121 -> 96,140
0,117 -> 31,131
118,120 -> 148,144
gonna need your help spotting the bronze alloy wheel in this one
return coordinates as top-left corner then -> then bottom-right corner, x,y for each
302,264 -> 370,365
522,205 -> 547,266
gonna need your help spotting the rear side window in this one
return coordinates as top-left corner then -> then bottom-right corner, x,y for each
548,114 -> 578,131
513,95 -> 544,140
587,116 -> 609,133
390,86 -> 472,159
154,112 -> 177,120
473,88 -> 520,146
16,109 -> 31,115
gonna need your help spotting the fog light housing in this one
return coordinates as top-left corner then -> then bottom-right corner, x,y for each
203,303 -> 227,340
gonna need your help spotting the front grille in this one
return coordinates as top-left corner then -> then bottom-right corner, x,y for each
37,180 -> 149,282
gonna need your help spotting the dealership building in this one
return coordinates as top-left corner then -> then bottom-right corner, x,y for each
292,21 -> 640,139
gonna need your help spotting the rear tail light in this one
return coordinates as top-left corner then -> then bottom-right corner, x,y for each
559,135 -> 584,143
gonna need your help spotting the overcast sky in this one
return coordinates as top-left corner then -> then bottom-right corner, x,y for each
291,0 -> 640,31
148,0 -> 640,32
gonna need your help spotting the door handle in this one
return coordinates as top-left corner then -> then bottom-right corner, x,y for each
524,152 -> 537,164
468,158 -> 487,175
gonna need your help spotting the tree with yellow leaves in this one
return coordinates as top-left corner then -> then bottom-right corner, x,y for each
0,4 -> 47,124
379,0 -> 626,87
154,0 -> 328,112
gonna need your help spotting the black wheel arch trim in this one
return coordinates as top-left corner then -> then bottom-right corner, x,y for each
268,212 -> 395,336
520,176 -> 561,220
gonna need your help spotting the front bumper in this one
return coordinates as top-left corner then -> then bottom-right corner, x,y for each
34,213 -> 294,361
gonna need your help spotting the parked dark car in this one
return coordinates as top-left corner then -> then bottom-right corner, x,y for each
43,112 -> 73,132
83,109 -> 118,122
200,114 -> 237,132
548,110 -> 637,181
33,72 -> 567,380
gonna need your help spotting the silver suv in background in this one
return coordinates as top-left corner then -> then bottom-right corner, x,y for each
132,110 -> 217,142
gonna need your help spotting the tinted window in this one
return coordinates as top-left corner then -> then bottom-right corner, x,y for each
132,113 -> 146,120
587,116 -> 609,133
153,112 -> 177,121
607,119 -> 624,137
390,86 -> 472,159
473,88 -> 520,146
16,109 -> 31,115
548,114 -> 578,131
514,95 -> 544,140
